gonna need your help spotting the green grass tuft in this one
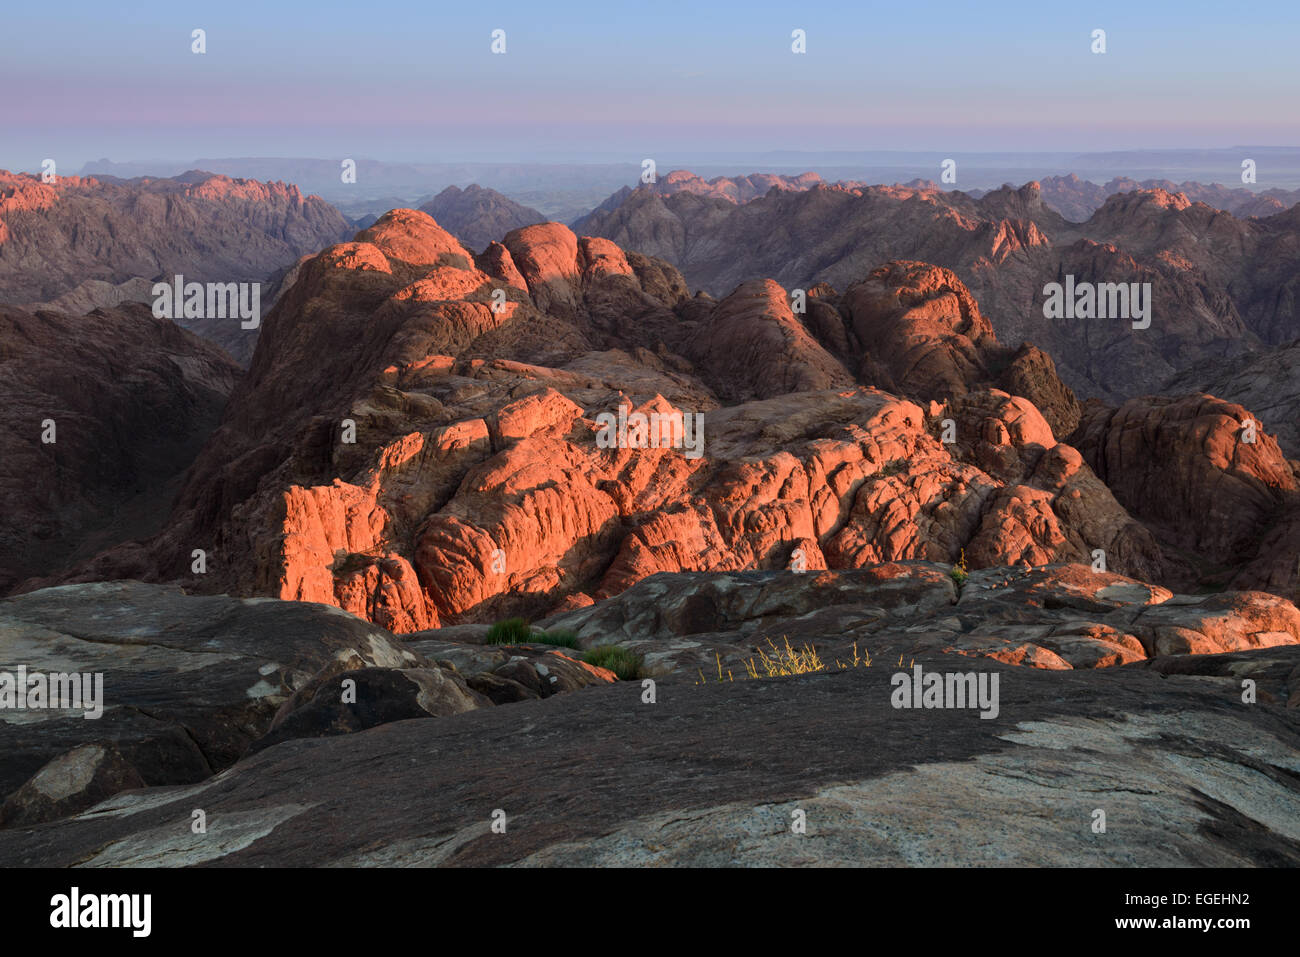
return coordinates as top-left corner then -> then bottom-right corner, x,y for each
486,617 -> 533,645
534,630 -> 580,649
582,645 -> 645,680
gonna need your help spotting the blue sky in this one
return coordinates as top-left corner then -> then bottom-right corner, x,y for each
3,0 -> 1298,167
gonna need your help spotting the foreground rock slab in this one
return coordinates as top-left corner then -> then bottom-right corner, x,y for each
0,581 -> 421,823
0,581 -> 619,826
2,645 -> 1297,866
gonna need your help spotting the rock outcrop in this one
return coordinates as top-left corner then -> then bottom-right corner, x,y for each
683,278 -> 854,399
49,218 -> 1163,627
43,209 -> 1292,624
1162,339 -> 1300,457
1071,394 -> 1300,600
0,581 -> 424,823
540,563 -> 1300,674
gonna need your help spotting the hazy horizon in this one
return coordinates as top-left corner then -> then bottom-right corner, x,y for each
5,0 -> 1300,171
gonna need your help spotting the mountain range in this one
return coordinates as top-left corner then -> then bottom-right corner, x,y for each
7,206 -> 1291,625
0,169 -> 351,361
3,166 -> 1298,866
416,184 -> 546,250
574,173 -> 1300,403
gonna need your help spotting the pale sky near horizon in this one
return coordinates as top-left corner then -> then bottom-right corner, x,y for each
3,0 -> 1298,168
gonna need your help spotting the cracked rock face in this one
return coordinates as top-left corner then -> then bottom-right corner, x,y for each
1162,339 -> 1300,459
1071,393 -> 1300,601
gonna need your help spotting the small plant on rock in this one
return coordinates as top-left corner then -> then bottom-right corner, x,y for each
486,617 -> 533,645
535,629 -> 580,649
745,637 -> 825,678
582,645 -> 645,680
697,652 -> 736,684
950,549 -> 969,588
834,641 -> 871,670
